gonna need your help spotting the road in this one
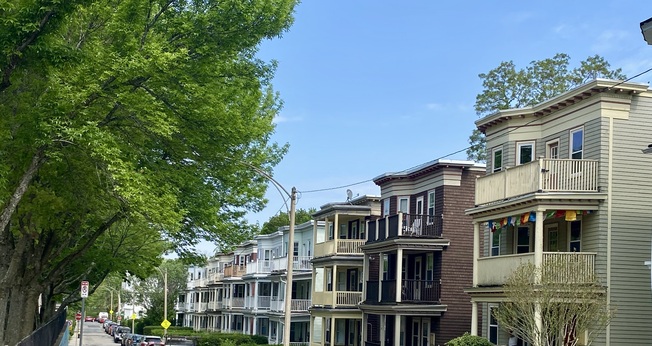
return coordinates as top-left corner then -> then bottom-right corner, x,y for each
70,320 -> 122,346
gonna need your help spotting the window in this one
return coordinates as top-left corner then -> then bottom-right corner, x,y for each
570,127 -> 584,160
293,241 -> 299,257
383,199 -> 390,217
398,197 -> 409,214
328,223 -> 334,240
308,240 -> 311,256
547,140 -> 559,159
326,268 -> 333,291
427,191 -> 435,222
382,254 -> 389,280
492,147 -> 503,172
569,220 -> 581,252
489,305 -> 499,344
517,141 -> 535,165
516,226 -> 530,254
491,229 -> 500,256
416,196 -> 424,215
546,223 -> 559,251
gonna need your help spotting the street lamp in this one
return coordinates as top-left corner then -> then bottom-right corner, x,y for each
104,287 -> 121,322
221,157 -> 297,346
155,267 -> 168,337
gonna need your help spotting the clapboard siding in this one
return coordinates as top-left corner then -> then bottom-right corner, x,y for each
606,94 -> 652,344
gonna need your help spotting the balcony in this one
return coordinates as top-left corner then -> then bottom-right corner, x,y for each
224,264 -> 246,278
367,213 -> 443,243
231,297 -> 245,308
366,279 -> 441,304
312,291 -> 362,308
272,256 -> 313,272
314,239 -> 365,258
475,158 -> 599,206
208,271 -> 224,284
477,252 -> 596,286
246,260 -> 273,275
269,297 -> 312,312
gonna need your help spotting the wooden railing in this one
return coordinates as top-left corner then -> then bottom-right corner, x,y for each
367,213 -> 443,243
475,158 -> 599,205
246,260 -> 273,274
271,256 -> 313,272
336,291 -> 362,306
224,264 -> 246,278
314,239 -> 365,257
258,296 -> 271,309
231,297 -> 245,308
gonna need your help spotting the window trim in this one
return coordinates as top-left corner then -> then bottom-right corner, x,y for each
568,220 -> 582,252
490,228 -> 500,257
570,127 -> 584,160
488,304 -> 499,344
515,225 -> 532,254
516,141 -> 536,165
546,139 -> 560,159
383,199 -> 390,217
492,147 -> 503,173
398,196 -> 409,214
427,191 -> 435,225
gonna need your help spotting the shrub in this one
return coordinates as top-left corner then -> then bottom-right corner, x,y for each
446,333 -> 495,346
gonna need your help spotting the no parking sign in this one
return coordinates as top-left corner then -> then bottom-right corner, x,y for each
81,281 -> 89,298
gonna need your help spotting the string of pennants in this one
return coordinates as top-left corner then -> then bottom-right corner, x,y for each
488,210 -> 594,232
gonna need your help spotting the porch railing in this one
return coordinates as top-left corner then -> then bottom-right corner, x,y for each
475,158 -> 599,205
366,213 -> 443,243
314,239 -> 365,257
336,291 -> 362,306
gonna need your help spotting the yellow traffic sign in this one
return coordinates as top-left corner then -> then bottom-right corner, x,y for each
161,319 -> 171,329
131,313 -> 137,320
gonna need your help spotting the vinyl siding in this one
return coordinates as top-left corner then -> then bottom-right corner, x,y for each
603,94 -> 652,345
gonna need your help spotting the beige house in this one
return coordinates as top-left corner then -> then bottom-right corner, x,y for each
465,79 -> 652,345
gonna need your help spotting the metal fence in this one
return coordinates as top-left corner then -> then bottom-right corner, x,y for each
15,308 -> 67,346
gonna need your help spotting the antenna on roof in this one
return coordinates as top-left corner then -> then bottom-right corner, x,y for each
346,189 -> 353,203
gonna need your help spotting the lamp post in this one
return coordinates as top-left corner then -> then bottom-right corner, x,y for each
104,286 -> 121,323
155,267 -> 168,337
222,157 -> 297,346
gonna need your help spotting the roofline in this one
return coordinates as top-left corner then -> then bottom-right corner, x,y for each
373,159 -> 485,185
475,78 -> 649,133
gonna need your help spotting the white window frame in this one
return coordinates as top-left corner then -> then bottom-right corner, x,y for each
545,223 -> 559,252
490,228 -> 500,257
517,141 -> 535,165
570,127 -> 584,160
416,196 -> 424,215
515,225 -> 532,254
427,191 -> 435,225
488,304 -> 499,344
383,199 -> 390,217
492,147 -> 503,173
546,139 -> 559,159
398,196 -> 409,214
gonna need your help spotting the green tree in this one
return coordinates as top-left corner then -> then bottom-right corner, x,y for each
259,208 -> 317,235
0,0 -> 297,344
467,54 -> 625,161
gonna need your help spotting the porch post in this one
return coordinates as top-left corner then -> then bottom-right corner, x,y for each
472,222 -> 479,287
471,301 -> 478,335
362,313 -> 367,346
396,248 -> 403,303
330,317 -> 336,346
380,315 -> 385,346
394,315 -> 401,346
334,214 -> 339,253
332,264 -> 338,306
363,253 -> 369,302
534,210 -> 544,277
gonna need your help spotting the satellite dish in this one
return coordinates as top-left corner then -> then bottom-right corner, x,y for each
346,189 -> 353,202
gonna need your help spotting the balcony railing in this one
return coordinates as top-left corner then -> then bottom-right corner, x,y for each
246,260 -> 273,275
272,256 -> 313,272
258,296 -> 271,309
312,291 -> 362,307
231,297 -> 245,308
475,158 -> 599,205
367,213 -> 443,242
269,298 -> 311,311
314,239 -> 365,257
224,264 -> 246,278
477,252 -> 596,286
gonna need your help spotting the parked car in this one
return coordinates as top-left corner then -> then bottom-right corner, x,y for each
114,326 -> 131,343
123,333 -> 143,346
84,315 -> 94,322
138,336 -> 165,346
164,336 -> 194,346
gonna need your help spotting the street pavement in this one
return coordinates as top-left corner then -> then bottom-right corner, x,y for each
69,320 -> 120,346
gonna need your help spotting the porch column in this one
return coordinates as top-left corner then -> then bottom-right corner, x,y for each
253,317 -> 258,336
334,214 -> 339,252
378,252 -> 384,303
330,318 -> 336,346
534,210 -> 544,281
396,248 -> 403,303
363,253 -> 369,303
380,315 -> 385,346
333,264 -> 338,307
394,315 -> 401,346
362,313 -> 367,346
472,222 -> 479,287
471,301 -> 478,335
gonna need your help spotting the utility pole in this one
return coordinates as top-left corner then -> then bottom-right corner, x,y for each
282,187 -> 297,346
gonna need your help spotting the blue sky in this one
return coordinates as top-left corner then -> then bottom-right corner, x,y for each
197,1 -> 652,254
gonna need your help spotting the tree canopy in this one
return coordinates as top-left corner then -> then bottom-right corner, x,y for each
0,0 -> 298,343
259,208 -> 317,235
467,54 -> 625,161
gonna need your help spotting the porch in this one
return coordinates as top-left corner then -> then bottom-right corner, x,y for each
366,213 -> 443,243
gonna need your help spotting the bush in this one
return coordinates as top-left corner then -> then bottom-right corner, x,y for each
446,333 -> 495,346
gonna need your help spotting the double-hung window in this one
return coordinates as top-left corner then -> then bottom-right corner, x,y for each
517,141 -> 535,165
492,147 -> 503,172
427,191 -> 435,224
570,127 -> 584,160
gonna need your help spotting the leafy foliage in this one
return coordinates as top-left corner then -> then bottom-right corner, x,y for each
493,260 -> 614,346
259,208 -> 317,235
467,54 -> 625,161
446,333 -> 495,346
0,0 -> 298,343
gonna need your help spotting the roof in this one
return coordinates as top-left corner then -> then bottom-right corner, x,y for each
475,78 -> 649,133
312,195 -> 381,218
373,159 -> 485,185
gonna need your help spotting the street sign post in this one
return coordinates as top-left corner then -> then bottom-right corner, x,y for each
161,319 -> 171,330
79,280 -> 89,346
